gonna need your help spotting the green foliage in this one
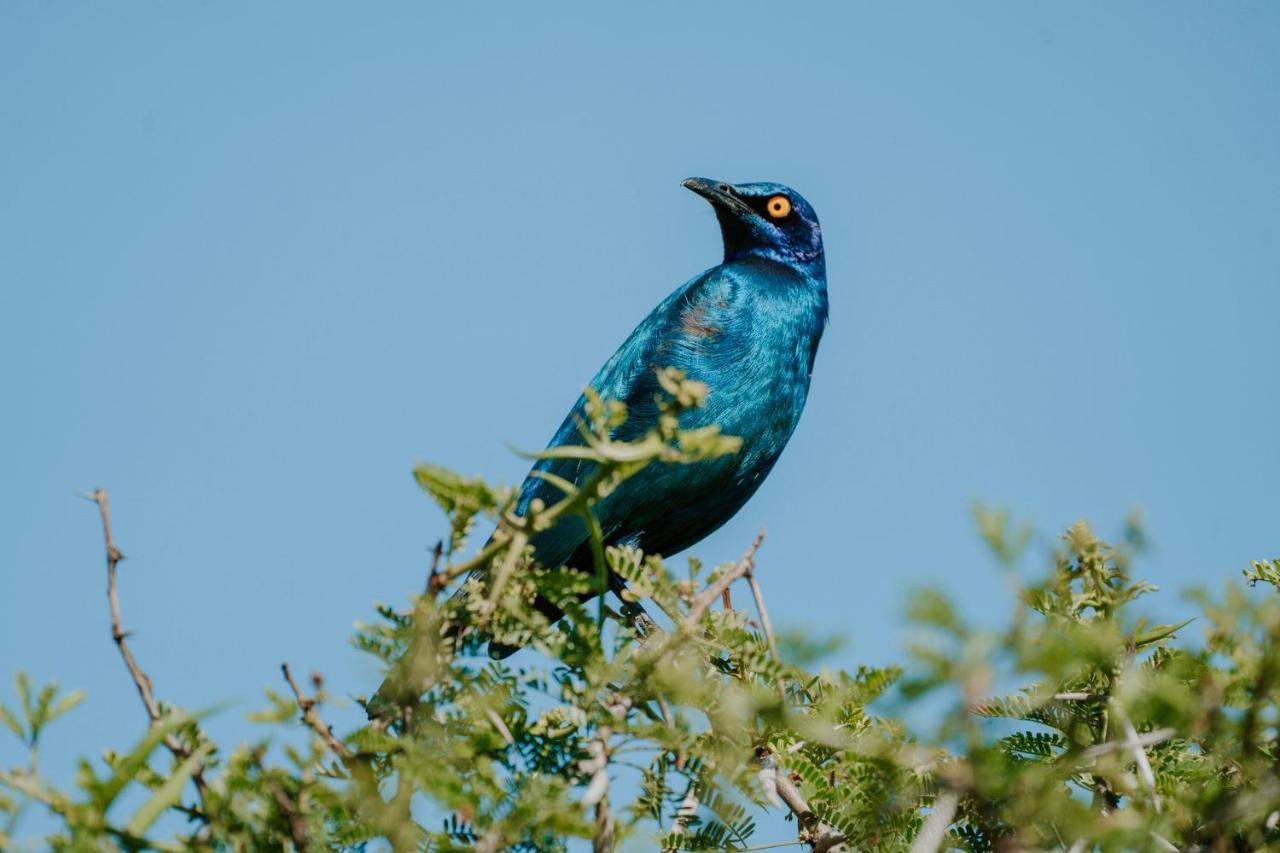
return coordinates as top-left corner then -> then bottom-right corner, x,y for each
4,374 -> 1280,850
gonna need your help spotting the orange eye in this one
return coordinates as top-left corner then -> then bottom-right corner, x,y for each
766,195 -> 791,219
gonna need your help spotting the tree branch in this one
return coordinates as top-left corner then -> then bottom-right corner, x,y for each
741,535 -> 787,699
772,767 -> 848,852
422,540 -> 444,596
281,663 -> 352,762
684,530 -> 765,628
268,780 -> 309,852
84,489 -> 210,805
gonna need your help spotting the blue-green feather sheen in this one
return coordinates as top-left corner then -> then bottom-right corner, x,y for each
518,251 -> 828,572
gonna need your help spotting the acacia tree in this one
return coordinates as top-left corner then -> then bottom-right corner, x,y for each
3,372 -> 1278,851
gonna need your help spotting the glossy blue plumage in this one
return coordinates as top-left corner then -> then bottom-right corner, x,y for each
509,179 -> 827,626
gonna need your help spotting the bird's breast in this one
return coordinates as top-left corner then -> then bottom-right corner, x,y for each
681,274 -> 825,470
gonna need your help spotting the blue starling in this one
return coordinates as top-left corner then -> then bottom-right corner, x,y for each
489,177 -> 827,656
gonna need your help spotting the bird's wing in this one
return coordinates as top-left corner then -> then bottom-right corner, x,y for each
512,268 -> 729,569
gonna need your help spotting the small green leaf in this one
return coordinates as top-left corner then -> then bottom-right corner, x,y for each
124,742 -> 213,837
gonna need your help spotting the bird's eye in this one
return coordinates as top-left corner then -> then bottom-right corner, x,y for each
766,195 -> 792,219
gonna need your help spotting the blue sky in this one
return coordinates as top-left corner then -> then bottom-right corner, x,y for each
2,0 -> 1278,845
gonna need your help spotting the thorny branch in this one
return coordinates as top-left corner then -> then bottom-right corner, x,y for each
84,489 -> 210,805
684,530 -> 766,627
281,663 -> 352,762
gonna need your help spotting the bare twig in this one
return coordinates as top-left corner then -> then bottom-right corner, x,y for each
909,790 -> 959,853
636,532 -> 766,678
684,531 -> 765,628
772,768 -> 848,852
745,557 -> 780,664
741,534 -> 788,699
282,663 -> 352,762
423,540 -> 444,596
84,489 -> 210,804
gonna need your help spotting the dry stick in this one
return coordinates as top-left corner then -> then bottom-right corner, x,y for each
741,537 -> 788,700
422,540 -> 444,596
283,665 -> 419,850
281,663 -> 353,762
84,489 -> 210,803
639,532 -> 766,673
744,561 -> 780,664
684,531 -> 765,627
772,769 -> 848,853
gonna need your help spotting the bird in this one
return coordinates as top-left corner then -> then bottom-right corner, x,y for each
480,177 -> 829,657
373,176 -> 828,705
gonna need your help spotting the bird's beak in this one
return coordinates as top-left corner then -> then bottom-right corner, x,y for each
682,177 -> 755,217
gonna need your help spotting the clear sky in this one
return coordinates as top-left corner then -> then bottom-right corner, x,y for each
2,0 -> 1278,843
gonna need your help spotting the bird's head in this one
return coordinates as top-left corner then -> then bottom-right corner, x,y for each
682,178 -> 823,275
